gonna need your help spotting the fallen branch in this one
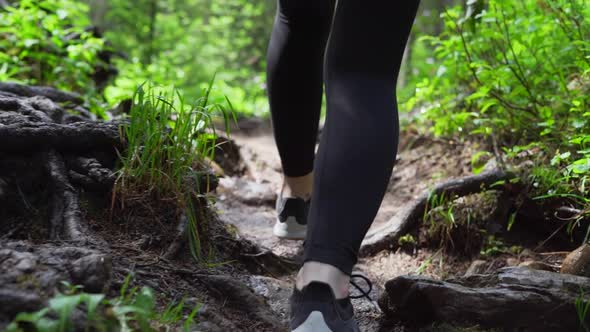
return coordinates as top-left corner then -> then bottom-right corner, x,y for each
361,168 -> 512,256
380,266 -> 590,331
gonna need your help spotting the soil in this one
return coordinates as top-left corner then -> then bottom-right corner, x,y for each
1,98 -> 575,332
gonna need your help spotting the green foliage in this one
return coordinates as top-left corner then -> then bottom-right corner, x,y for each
86,0 -> 273,115
0,0 -> 104,94
6,278 -> 200,332
423,191 -> 506,255
409,0 -> 590,141
398,234 -> 417,246
406,0 -> 590,241
424,192 -> 459,249
115,82 -> 232,261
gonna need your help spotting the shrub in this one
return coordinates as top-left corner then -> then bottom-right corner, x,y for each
0,0 -> 104,95
407,0 -> 590,238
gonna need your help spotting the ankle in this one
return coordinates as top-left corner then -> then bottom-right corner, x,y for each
296,261 -> 350,299
282,172 -> 313,200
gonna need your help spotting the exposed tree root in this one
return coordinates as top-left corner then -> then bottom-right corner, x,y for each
361,168 -> 513,256
0,120 -> 122,153
0,82 -> 289,330
46,151 -> 87,241
66,157 -> 115,190
163,212 -> 190,260
162,201 -> 298,279
0,82 -> 84,104
380,266 -> 590,331
197,274 -> 285,331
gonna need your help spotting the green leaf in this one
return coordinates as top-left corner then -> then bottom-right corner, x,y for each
133,287 -> 155,313
471,151 -> 492,175
49,294 -> 83,331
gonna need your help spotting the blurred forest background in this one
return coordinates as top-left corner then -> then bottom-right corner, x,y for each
1,0 -> 589,247
2,0 -> 590,330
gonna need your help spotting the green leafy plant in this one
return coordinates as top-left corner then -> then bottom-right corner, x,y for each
424,192 -> 459,249
405,0 -> 590,244
479,235 -> 520,257
6,276 -> 200,332
398,234 -> 417,246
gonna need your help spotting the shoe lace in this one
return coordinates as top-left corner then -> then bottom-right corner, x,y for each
349,274 -> 382,313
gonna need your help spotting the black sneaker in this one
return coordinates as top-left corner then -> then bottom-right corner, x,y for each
273,195 -> 310,240
289,282 -> 360,332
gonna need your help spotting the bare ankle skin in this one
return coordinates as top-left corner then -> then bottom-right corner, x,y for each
296,261 -> 350,299
282,172 -> 313,200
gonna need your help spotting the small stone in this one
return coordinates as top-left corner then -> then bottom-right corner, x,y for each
70,254 -> 112,292
464,260 -> 487,276
14,257 -> 36,272
506,258 -> 519,266
561,243 -> 590,277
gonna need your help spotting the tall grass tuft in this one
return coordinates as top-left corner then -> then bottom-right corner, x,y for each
114,81 -> 233,261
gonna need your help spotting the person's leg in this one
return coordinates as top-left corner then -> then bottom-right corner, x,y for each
299,0 -> 420,297
266,0 -> 335,199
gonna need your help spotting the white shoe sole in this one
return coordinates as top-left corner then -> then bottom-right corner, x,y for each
273,216 -> 306,240
292,311 -> 333,332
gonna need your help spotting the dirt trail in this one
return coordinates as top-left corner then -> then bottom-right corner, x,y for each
215,118 -> 480,331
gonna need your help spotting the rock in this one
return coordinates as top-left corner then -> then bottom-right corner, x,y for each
246,275 -> 291,322
218,177 -> 276,206
464,260 -> 488,276
561,243 -> 590,277
0,240 -> 111,327
70,254 -> 112,293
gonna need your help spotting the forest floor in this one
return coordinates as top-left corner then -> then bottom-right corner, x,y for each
213,117 -> 570,331
1,84 -> 583,332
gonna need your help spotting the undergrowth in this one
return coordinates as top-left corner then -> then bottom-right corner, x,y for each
408,0 -> 590,243
422,191 -> 498,256
114,81 -> 233,262
6,276 -> 199,332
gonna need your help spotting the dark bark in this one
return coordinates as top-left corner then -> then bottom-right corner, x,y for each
361,168 -> 513,256
46,151 -> 86,241
0,120 -> 123,153
66,157 -> 115,190
0,82 -> 83,104
380,266 -> 589,331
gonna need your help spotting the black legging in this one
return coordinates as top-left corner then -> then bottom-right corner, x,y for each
267,0 -> 420,275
